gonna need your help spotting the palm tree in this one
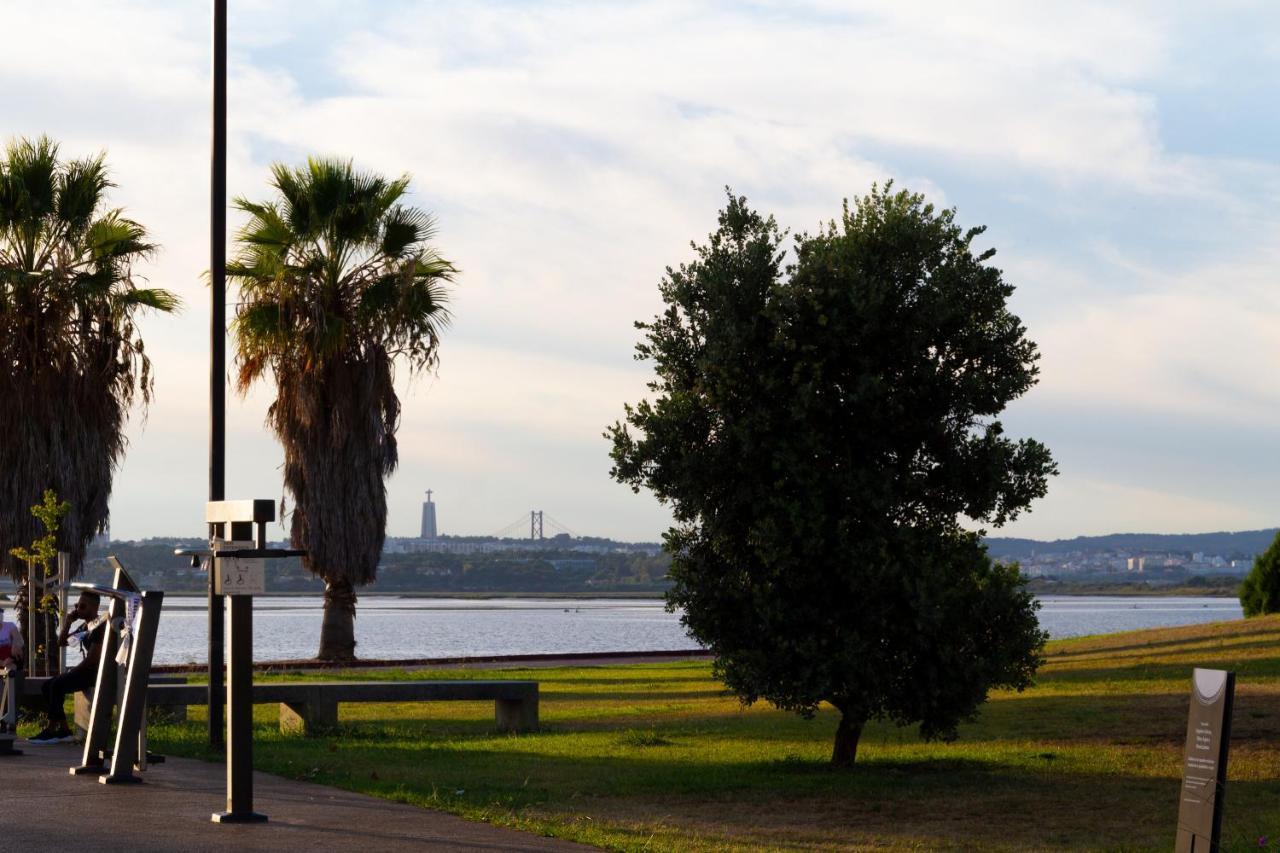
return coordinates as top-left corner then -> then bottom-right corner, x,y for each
229,158 -> 454,661
0,136 -> 178,586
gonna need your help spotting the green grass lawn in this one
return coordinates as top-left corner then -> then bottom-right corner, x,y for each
117,615 -> 1280,850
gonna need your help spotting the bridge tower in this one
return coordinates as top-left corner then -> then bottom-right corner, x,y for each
530,510 -> 543,540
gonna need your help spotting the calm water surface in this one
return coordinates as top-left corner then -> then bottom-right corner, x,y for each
144,594 -> 1245,665
1035,595 -> 1242,640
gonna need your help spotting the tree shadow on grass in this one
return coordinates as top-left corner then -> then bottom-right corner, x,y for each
942,688 -> 1280,749
1041,655 -> 1280,685
1050,633 -> 1280,662
243,737 -> 1280,851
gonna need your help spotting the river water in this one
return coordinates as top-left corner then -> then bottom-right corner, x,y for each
128,594 -> 1245,666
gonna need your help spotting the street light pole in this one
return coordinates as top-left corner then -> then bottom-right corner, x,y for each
209,0 -> 227,749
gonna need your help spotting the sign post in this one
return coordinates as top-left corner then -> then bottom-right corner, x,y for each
1175,668 -> 1234,852
182,499 -> 304,824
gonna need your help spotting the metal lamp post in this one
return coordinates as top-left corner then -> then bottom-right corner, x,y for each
209,0 -> 227,749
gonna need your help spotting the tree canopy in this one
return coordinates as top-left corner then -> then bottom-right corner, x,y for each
1240,531 -> 1280,617
0,136 -> 177,580
608,186 -> 1054,765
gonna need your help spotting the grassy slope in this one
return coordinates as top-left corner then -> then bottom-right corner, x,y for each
133,615 -> 1280,851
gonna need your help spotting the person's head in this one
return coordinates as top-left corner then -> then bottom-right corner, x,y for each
71,591 -> 101,622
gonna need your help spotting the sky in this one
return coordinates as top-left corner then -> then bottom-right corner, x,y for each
4,1 -> 1280,543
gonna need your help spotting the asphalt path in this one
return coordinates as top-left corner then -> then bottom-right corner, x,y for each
0,741 -> 592,852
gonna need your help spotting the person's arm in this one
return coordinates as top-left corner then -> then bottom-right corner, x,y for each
58,614 -> 82,648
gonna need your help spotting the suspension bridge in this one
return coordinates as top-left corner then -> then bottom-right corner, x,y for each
490,511 -> 579,541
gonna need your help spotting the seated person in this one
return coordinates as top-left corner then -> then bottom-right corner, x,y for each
0,604 -> 23,671
29,591 -> 104,745
0,604 -> 25,734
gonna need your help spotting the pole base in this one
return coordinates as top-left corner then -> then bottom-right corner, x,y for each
99,774 -> 142,785
212,811 -> 268,824
70,764 -> 105,775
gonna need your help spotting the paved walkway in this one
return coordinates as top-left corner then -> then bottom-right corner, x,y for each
1,742 -> 592,852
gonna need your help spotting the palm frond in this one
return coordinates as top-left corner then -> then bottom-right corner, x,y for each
119,287 -> 181,313
380,205 -> 434,258
85,212 -> 155,262
56,152 -> 111,232
4,136 -> 58,222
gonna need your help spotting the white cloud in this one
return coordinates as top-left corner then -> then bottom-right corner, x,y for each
1033,242 -> 1280,425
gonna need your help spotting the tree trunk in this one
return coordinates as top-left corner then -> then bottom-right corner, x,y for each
317,577 -> 358,661
831,709 -> 864,767
15,574 -> 28,664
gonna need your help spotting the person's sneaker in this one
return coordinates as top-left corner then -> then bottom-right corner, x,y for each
28,725 -> 73,744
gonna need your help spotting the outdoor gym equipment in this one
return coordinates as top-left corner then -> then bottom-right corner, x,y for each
67,557 -> 165,784
0,665 -> 20,757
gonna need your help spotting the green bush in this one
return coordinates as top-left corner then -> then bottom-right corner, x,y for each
1240,531 -> 1280,617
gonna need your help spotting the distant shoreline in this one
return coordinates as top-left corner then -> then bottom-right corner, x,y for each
1027,583 -> 1240,598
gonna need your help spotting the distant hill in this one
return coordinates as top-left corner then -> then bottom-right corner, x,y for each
983,530 -> 1279,560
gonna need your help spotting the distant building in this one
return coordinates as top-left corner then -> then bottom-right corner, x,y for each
420,490 -> 438,539
1126,556 -> 1145,573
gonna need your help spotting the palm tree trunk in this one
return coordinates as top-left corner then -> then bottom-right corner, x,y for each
831,707 -> 864,767
318,577 -> 358,661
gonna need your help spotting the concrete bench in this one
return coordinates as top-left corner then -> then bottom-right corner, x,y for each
144,680 -> 540,735
21,675 -> 188,739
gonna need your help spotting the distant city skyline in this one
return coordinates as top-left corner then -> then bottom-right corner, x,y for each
6,3 -> 1280,541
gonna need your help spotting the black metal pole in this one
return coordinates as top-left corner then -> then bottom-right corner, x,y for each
209,0 -> 227,750
213,593 -> 265,823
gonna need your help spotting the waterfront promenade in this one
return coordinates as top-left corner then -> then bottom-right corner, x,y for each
4,743 -> 589,852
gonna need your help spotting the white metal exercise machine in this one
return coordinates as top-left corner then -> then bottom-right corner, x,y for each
67,558 -> 165,784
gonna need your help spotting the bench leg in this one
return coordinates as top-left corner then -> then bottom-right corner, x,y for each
280,700 -> 338,735
495,696 -> 538,733
74,692 -> 92,742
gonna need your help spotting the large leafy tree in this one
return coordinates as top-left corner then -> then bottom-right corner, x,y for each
230,158 -> 454,661
1240,531 -> 1280,617
0,136 -> 177,582
609,186 -> 1054,765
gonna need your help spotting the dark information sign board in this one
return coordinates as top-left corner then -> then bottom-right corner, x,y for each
1175,668 -> 1234,852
